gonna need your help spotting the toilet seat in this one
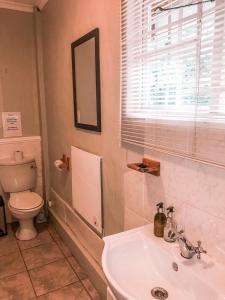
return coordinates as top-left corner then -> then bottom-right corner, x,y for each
9,192 -> 43,210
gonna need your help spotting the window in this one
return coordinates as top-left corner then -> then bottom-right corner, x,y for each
121,0 -> 225,166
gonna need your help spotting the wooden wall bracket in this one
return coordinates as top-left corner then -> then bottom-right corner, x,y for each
127,158 -> 160,176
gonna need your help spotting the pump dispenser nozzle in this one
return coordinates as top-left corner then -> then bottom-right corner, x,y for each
156,202 -> 164,210
166,206 -> 175,216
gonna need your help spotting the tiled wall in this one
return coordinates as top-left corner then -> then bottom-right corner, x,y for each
124,148 -> 225,266
0,136 -> 43,222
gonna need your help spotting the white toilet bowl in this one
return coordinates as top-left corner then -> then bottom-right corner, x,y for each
8,191 -> 44,240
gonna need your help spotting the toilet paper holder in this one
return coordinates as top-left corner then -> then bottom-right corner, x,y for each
59,154 -> 70,171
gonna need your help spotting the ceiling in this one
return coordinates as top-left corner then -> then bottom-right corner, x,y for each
0,0 -> 48,12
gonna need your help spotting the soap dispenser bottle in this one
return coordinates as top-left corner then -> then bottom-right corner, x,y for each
164,206 -> 177,242
154,202 -> 166,237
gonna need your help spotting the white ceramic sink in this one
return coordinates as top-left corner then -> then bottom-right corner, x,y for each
102,224 -> 225,300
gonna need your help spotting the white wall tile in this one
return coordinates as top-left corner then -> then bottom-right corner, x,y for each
124,169 -> 145,216
123,148 -> 225,265
124,207 -> 150,231
183,203 -> 225,265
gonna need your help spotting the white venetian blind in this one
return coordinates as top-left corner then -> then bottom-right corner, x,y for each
121,0 -> 225,166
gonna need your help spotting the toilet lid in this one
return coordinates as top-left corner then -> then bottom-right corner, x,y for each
9,192 -> 43,210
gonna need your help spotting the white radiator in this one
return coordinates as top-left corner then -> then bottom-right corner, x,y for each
71,146 -> 103,235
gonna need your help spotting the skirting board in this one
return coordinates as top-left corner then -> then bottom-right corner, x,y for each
49,208 -> 107,299
107,287 -> 117,300
50,187 -> 104,264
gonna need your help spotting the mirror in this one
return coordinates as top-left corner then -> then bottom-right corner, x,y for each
71,28 -> 101,132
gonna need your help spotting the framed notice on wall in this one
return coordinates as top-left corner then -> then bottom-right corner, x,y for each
2,112 -> 22,138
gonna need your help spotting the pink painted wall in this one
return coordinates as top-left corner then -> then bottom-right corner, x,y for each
42,0 -> 125,235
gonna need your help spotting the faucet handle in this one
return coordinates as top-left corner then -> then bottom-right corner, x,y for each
195,241 -> 207,259
168,229 -> 184,240
176,229 -> 184,239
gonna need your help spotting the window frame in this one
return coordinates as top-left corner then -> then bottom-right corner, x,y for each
123,0 -> 224,124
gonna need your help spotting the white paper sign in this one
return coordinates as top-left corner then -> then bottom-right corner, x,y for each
2,112 -> 22,137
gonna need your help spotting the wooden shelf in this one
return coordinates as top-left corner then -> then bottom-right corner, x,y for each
127,158 -> 160,176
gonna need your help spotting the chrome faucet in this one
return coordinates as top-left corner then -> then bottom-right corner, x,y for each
168,230 -> 207,259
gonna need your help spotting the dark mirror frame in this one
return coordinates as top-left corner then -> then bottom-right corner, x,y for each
71,28 -> 101,132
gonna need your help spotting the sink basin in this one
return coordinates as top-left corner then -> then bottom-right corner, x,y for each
102,224 -> 225,300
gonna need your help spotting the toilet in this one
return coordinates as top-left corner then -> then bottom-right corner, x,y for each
0,156 -> 44,240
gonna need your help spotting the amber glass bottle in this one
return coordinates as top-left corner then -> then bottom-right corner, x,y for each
154,202 -> 167,237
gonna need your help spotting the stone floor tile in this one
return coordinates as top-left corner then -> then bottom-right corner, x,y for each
47,223 -> 59,240
47,224 -> 72,257
0,222 -> 102,300
37,282 -> 91,300
82,278 -> 102,300
35,222 -> 49,231
29,258 -> 79,296
22,241 -> 63,270
0,271 -> 35,300
0,233 -> 19,257
18,230 -> 53,251
67,256 -> 87,280
55,238 -> 72,257
0,252 -> 26,279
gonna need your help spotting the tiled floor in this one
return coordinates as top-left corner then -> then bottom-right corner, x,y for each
0,222 -> 102,300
